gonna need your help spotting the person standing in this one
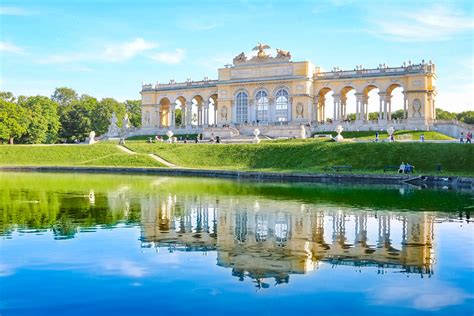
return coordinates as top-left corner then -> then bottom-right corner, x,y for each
460,132 -> 464,143
375,132 -> 379,142
466,131 -> 472,144
420,133 -> 425,142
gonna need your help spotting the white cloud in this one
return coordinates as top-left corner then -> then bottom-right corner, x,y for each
37,37 -> 158,65
0,6 -> 35,15
101,37 -> 158,62
0,41 -> 24,54
369,5 -> 474,41
101,260 -> 148,278
369,283 -> 471,311
150,48 -> 185,64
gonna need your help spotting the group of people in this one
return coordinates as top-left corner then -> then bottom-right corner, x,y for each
374,131 -> 395,142
398,162 -> 414,174
460,131 -> 472,143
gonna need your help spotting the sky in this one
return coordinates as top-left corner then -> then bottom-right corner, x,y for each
0,0 -> 473,112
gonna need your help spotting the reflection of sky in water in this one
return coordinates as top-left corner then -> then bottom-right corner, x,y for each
0,175 -> 473,315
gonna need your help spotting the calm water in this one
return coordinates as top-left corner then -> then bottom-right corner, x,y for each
0,172 -> 473,316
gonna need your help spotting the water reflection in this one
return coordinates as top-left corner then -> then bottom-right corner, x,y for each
1,173 -> 471,289
139,194 -> 436,287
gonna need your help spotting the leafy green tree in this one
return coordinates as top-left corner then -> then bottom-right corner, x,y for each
457,111 -> 474,124
0,91 -> 16,102
391,109 -> 405,120
51,87 -> 78,107
436,108 -> 456,120
0,99 -> 28,144
19,96 -> 61,144
93,98 -> 126,134
59,94 -> 97,141
175,108 -> 182,126
125,100 -> 142,127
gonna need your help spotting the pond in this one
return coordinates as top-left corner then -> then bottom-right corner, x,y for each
0,172 -> 473,315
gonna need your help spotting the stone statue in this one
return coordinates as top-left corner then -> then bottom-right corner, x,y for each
296,104 -> 304,119
220,106 -> 228,122
276,49 -> 291,59
412,99 -> 421,117
122,112 -> 130,130
233,52 -> 247,64
107,112 -> 120,136
253,42 -> 271,59
88,131 -> 96,144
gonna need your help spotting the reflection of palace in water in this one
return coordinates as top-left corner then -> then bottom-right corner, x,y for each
140,193 -> 434,285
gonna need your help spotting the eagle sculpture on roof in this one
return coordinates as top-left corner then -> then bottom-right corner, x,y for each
253,42 -> 271,58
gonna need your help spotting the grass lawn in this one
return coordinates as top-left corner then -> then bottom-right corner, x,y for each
313,130 -> 454,141
0,142 -> 164,167
126,141 -> 474,175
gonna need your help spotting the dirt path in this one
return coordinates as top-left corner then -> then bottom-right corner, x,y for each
148,153 -> 178,168
116,145 -> 137,155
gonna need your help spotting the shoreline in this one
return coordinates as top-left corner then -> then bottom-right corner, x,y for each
1,165 -> 473,189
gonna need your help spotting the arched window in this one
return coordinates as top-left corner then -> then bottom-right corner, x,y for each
235,92 -> 248,123
255,90 -> 269,122
275,89 -> 289,121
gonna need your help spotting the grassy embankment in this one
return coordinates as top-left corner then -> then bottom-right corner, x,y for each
313,130 -> 454,141
126,141 -> 474,175
0,142 -> 163,167
0,138 -> 472,176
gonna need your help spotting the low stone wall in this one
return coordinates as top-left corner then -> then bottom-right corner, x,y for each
1,166 -> 472,190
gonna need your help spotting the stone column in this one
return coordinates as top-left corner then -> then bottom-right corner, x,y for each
403,93 -> 408,119
340,95 -> 347,120
355,93 -> 364,122
313,96 -> 319,123
155,105 -> 161,128
203,101 -> 209,127
185,102 -> 193,127
386,95 -> 392,121
378,92 -> 386,120
333,94 -> 341,122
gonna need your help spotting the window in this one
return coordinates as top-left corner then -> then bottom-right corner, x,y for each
235,92 -> 248,123
255,90 -> 269,122
275,89 -> 289,121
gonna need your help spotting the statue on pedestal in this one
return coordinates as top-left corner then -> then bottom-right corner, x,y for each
107,112 -> 120,137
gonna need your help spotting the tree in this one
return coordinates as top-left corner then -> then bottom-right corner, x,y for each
19,96 -> 61,144
436,108 -> 456,120
125,100 -> 142,127
0,99 -> 28,144
391,109 -> 405,120
457,111 -> 474,124
0,91 -> 16,103
175,108 -> 182,126
93,98 -> 126,135
51,87 -> 78,107
59,94 -> 98,141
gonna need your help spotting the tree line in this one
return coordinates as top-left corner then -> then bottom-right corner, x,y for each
0,88 -> 141,144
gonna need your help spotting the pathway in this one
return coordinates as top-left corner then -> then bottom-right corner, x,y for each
148,154 -> 178,168
116,145 -> 137,155
117,144 -> 178,168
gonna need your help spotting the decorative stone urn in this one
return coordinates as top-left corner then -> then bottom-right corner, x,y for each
334,125 -> 344,142
252,128 -> 261,144
387,126 -> 395,142
166,130 -> 174,143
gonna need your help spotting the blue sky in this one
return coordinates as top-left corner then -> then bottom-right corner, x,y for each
0,0 -> 473,112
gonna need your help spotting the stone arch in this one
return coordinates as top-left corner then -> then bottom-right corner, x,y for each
316,87 -> 333,122
159,97 -> 171,127
190,95 -> 204,126
361,84 -> 380,121
340,86 -> 356,121
272,85 -> 290,97
174,96 -> 187,127
385,83 -> 406,120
